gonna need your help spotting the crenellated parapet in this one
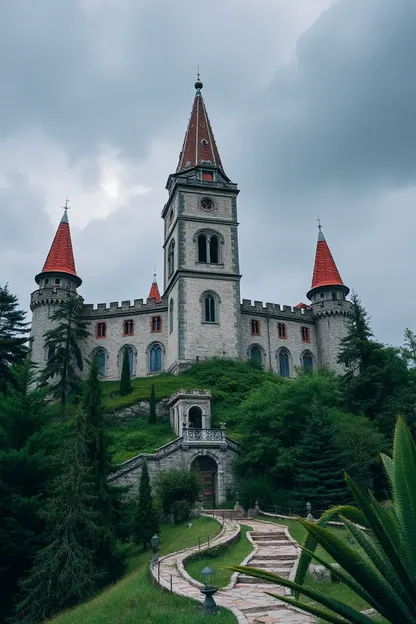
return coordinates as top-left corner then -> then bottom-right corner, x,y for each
240,299 -> 314,321
81,296 -> 168,319
30,287 -> 83,311
312,299 -> 353,318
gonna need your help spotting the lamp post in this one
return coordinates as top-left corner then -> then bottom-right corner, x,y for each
151,533 -> 159,565
200,566 -> 218,615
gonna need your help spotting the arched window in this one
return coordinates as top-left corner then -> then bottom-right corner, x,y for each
149,343 -> 163,373
198,234 -> 207,262
188,406 -> 203,429
209,235 -> 219,263
249,345 -> 262,366
124,346 -> 134,375
203,293 -> 216,323
302,351 -> 314,372
169,298 -> 174,333
95,348 -> 106,378
278,349 -> 290,378
123,319 -> 134,336
168,240 -> 175,277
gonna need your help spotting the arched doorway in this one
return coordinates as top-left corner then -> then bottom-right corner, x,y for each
188,406 -> 203,429
191,456 -> 218,508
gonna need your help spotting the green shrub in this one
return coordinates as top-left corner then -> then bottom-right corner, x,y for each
171,500 -> 192,524
156,469 -> 201,516
238,476 -> 275,511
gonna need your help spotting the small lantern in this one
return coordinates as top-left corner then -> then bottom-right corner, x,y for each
201,566 -> 216,588
151,534 -> 159,554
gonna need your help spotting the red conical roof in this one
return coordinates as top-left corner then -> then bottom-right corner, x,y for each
310,228 -> 344,290
147,272 -> 161,303
176,79 -> 223,172
37,210 -> 81,285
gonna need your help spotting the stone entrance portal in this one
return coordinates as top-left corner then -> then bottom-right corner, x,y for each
188,405 -> 203,429
191,455 -> 218,508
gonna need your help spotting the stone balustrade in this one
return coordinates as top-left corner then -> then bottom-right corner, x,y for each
182,428 -> 226,444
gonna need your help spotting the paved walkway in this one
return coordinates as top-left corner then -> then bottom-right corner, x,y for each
150,513 -> 315,624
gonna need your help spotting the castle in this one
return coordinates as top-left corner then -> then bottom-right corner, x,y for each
29,78 -> 352,381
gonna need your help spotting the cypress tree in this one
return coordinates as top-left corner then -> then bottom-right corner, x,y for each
15,408 -> 102,623
149,383 -> 157,424
295,400 -> 350,514
0,362 -> 52,622
134,460 -> 159,549
119,348 -> 132,396
0,284 -> 29,392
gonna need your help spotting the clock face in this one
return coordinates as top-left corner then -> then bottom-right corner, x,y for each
201,198 -> 214,212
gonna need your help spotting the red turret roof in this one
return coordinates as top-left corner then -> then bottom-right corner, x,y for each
37,210 -> 81,285
310,228 -> 344,291
176,79 -> 223,172
147,272 -> 161,303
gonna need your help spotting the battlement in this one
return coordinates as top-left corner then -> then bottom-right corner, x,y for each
82,296 -> 168,317
240,299 -> 314,320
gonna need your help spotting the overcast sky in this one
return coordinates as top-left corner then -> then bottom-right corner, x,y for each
1,0 -> 415,346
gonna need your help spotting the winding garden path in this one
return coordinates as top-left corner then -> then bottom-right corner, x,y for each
150,513 -> 315,624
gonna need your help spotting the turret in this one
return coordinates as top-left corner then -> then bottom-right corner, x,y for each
147,271 -> 161,303
307,224 -> 352,373
30,205 -> 82,369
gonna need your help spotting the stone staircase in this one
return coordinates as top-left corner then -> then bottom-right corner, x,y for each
236,529 -> 298,586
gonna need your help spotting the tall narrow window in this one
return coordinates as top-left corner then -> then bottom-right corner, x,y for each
123,346 -> 134,375
278,349 -> 290,378
168,240 -> 175,276
95,348 -> 106,377
204,294 -> 216,323
198,234 -> 207,262
169,299 -> 174,333
96,322 -> 106,339
302,351 -> 314,372
250,319 -> 261,336
151,316 -> 162,332
149,344 -> 162,373
301,326 -> 310,342
123,319 -> 134,336
209,235 -> 219,263
250,345 -> 262,366
277,322 -> 287,339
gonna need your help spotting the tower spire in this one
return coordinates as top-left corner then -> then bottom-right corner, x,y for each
307,224 -> 346,298
147,270 -> 161,303
176,76 -> 223,172
35,202 -> 81,286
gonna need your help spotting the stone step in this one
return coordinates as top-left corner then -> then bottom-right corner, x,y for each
253,539 -> 291,545
251,532 -> 287,537
249,560 -> 294,569
251,533 -> 287,540
251,554 -> 297,562
237,569 -> 290,583
242,604 -> 286,614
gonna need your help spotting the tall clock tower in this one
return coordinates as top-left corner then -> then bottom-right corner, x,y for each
162,78 -> 241,372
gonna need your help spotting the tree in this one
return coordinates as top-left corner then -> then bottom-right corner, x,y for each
119,348 -> 132,396
149,384 -> 157,424
156,468 -> 201,517
134,461 -> 159,549
233,417 -> 416,624
338,292 -> 374,374
0,362 -> 53,622
295,399 -> 350,513
0,284 -> 29,392
83,359 -> 125,583
401,328 -> 416,368
15,408 -> 102,624
40,296 -> 89,407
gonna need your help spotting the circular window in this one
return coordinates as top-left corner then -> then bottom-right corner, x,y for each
201,139 -> 209,147
201,198 -> 214,212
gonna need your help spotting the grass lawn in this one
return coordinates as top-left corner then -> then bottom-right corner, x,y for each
184,525 -> 253,588
50,516 -> 236,624
108,418 -> 176,464
255,516 -> 369,613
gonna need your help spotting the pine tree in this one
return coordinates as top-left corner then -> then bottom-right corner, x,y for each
15,408 -> 102,624
83,359 -> 125,583
0,362 -> 53,622
119,348 -> 132,396
338,292 -> 374,374
40,296 -> 90,407
295,399 -> 350,513
134,460 -> 159,549
402,328 -> 416,368
0,284 -> 30,392
149,383 -> 157,424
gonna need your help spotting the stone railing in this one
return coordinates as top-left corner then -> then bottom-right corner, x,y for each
182,428 -> 226,444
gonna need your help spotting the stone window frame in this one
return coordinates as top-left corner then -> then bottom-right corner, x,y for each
248,343 -> 264,366
96,322 -> 107,339
147,341 -> 165,374
123,319 -> 134,336
169,298 -> 174,333
194,228 -> 224,265
276,347 -> 292,378
277,322 -> 287,339
200,290 -> 221,324
250,319 -> 261,336
301,349 -> 315,372
301,325 -> 311,343
151,315 -> 162,333
92,346 -> 108,378
118,344 -> 137,377
168,239 -> 175,277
